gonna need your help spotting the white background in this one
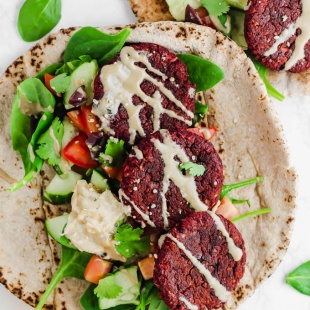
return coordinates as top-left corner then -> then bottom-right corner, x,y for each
0,0 -> 310,309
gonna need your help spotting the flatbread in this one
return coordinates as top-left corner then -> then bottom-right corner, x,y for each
127,0 -> 310,97
0,21 -> 297,309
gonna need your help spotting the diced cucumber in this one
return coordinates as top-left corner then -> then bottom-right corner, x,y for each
64,60 -> 98,109
44,170 -> 82,204
97,266 -> 140,309
166,0 -> 201,21
62,116 -> 79,148
90,169 -> 110,191
54,156 -> 73,175
45,214 -> 77,249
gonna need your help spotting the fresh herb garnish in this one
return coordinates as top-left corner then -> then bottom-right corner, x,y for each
35,246 -> 91,310
177,54 -> 225,91
18,0 -> 62,42
200,0 -> 230,17
231,208 -> 271,222
114,221 -> 150,259
50,73 -> 71,93
55,55 -> 93,75
286,261 -> 310,296
64,27 -> 132,65
179,162 -> 206,177
95,276 -> 123,299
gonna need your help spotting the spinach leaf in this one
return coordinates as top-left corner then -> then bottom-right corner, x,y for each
56,55 -> 93,75
18,0 -> 62,42
177,54 -> 225,91
64,27 -> 131,65
10,78 -> 56,191
80,284 -> 101,310
35,62 -> 64,81
286,261 -> 310,296
194,100 -> 209,124
247,52 -> 285,101
36,246 -> 91,310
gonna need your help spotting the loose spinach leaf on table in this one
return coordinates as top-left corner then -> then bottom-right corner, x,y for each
177,54 -> 225,91
286,261 -> 310,296
36,246 -> 91,310
18,0 -> 62,42
10,78 -> 56,191
64,27 -> 132,65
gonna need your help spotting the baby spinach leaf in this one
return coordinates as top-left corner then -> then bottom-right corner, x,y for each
80,284 -> 100,310
286,261 -> 310,296
177,54 -> 225,91
55,55 -> 93,75
18,0 -> 62,42
194,100 -> 209,124
10,78 -> 56,191
36,246 -> 91,310
64,27 -> 131,65
35,62 -> 64,81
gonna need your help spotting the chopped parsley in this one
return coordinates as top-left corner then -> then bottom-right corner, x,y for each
179,161 -> 205,177
94,275 -> 122,299
200,0 -> 230,17
114,221 -> 150,259
50,73 -> 71,93
35,117 -> 64,166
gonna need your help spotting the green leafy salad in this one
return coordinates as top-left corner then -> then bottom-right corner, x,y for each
165,0 -> 285,101
10,26 -> 270,310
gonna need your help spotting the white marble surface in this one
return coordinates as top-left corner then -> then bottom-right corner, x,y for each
0,1 -> 310,309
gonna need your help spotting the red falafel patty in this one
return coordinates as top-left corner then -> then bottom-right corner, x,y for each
119,129 -> 223,231
244,0 -> 310,72
92,43 -> 196,145
154,211 -> 246,310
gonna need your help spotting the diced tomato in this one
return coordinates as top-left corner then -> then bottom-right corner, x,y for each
187,127 -> 217,140
84,255 -> 113,284
138,256 -> 155,280
62,132 -> 98,168
67,105 -> 100,136
215,196 -> 239,221
102,165 -> 123,182
44,73 -> 57,96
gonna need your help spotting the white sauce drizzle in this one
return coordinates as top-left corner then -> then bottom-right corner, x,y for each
130,146 -> 144,160
165,233 -> 231,302
49,127 -> 61,157
119,189 -> 156,227
179,297 -> 198,310
93,46 -> 193,144
263,0 -> 310,70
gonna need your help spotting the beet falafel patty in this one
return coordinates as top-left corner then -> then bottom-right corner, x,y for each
119,129 -> 223,231
244,0 -> 310,72
92,43 -> 196,145
154,211 -> 246,310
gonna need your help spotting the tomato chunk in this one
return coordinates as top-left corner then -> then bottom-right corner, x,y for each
215,196 -> 239,221
62,132 -> 98,168
138,256 -> 155,280
44,73 -> 57,96
84,255 -> 113,284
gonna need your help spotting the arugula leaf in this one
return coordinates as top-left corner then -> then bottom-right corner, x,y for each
64,27 -> 131,65
231,208 -> 271,222
35,246 -> 91,310
99,138 -> 126,168
200,0 -> 230,16
10,78 -> 56,191
50,73 -> 71,93
114,221 -> 150,259
177,54 -> 224,91
194,100 -> 208,124
80,284 -> 101,310
36,117 -> 64,166
94,275 -> 123,299
286,261 -> 310,296
18,0 -> 61,42
220,177 -> 263,206
179,162 -> 205,177
247,52 -> 285,101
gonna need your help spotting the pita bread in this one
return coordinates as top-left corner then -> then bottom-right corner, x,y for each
128,0 -> 310,97
0,22 -> 297,309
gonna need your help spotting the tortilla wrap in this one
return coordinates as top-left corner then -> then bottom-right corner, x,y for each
128,0 -> 310,98
0,21 -> 296,309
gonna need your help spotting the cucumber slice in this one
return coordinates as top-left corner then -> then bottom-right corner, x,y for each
62,116 -> 79,148
45,214 -> 77,249
90,169 -> 110,191
64,60 -> 98,109
44,170 -> 82,204
166,0 -> 201,21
